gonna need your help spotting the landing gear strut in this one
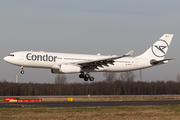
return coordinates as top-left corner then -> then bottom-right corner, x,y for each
79,72 -> 94,81
20,66 -> 24,74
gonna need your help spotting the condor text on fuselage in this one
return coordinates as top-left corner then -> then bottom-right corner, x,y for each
26,53 -> 57,62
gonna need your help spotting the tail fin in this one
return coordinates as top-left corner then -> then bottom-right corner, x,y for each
136,34 -> 174,60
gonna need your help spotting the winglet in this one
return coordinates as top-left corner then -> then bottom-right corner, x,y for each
125,50 -> 134,56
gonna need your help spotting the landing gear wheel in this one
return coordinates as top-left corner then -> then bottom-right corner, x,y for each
80,72 -> 94,81
79,73 -> 84,78
20,70 -> 24,74
20,66 -> 24,74
90,77 -> 94,81
85,74 -> 90,78
84,77 -> 88,81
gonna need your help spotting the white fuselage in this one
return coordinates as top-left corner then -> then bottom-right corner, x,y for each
4,51 -> 154,73
3,34 -> 173,81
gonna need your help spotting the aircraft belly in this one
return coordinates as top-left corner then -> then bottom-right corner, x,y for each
105,61 -> 151,72
106,64 -> 134,72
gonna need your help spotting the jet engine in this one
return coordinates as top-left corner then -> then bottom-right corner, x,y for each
51,64 -> 81,74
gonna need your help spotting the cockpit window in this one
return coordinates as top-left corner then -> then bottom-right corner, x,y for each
8,54 -> 14,57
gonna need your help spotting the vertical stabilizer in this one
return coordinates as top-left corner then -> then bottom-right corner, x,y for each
136,34 -> 173,60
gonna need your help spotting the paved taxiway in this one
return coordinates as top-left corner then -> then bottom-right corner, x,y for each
0,100 -> 180,108
1,95 -> 180,98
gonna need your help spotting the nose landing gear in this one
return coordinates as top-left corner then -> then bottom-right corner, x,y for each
79,72 -> 94,81
20,66 -> 24,74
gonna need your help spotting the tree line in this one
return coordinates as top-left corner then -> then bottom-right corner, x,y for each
1,79 -> 180,96
1,71 -> 180,96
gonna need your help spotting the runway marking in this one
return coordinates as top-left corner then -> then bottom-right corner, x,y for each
0,103 -> 45,108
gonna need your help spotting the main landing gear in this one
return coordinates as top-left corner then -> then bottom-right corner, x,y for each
79,72 -> 94,81
20,66 -> 24,74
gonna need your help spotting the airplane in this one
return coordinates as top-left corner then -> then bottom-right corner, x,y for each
4,34 -> 174,81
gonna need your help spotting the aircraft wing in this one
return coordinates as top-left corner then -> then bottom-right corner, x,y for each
74,50 -> 134,69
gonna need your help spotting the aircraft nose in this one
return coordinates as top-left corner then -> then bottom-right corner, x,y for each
4,56 -> 8,62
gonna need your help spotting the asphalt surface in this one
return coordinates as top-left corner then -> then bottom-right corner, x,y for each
1,95 -> 180,98
1,100 -> 180,108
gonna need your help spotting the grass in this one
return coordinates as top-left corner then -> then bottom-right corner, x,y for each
0,98 -> 4,102
30,95 -> 180,102
1,96 -> 180,119
1,105 -> 180,120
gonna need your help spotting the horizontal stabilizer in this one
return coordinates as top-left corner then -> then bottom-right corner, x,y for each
150,58 -> 174,65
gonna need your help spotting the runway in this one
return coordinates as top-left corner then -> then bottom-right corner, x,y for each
0,100 -> 180,108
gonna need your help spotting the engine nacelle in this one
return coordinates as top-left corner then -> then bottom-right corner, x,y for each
51,64 -> 81,74
51,69 -> 61,74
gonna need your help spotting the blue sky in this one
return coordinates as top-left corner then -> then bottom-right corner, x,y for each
1,0 -> 180,83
